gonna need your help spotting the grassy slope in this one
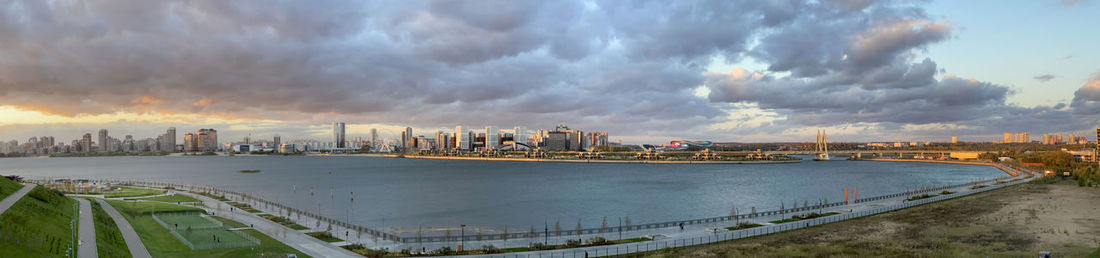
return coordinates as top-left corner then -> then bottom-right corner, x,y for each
0,175 -> 25,200
0,186 -> 76,257
104,199 -> 309,257
135,194 -> 200,203
89,199 -> 132,258
104,187 -> 164,198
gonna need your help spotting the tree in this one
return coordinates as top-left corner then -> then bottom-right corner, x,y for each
576,219 -> 582,236
554,220 -> 561,236
601,217 -> 608,233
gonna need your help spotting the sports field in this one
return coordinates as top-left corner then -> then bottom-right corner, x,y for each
153,212 -> 257,250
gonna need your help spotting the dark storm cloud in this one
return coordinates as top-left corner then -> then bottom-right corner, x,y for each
0,0 -> 1095,140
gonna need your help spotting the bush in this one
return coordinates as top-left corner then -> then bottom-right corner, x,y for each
565,239 -> 583,247
482,244 -> 500,253
530,242 -> 554,250
432,246 -> 454,255
586,236 -> 608,245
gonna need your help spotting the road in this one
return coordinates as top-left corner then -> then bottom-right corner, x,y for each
95,199 -> 152,258
77,198 -> 98,258
0,184 -> 33,215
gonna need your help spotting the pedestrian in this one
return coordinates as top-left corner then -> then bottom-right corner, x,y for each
679,222 -> 684,231
585,251 -> 589,258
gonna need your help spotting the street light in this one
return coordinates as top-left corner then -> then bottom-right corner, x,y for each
460,224 -> 466,251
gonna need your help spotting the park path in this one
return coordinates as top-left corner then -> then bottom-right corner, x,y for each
95,199 -> 152,258
0,184 -> 33,215
77,198 -> 98,258
173,190 -> 361,258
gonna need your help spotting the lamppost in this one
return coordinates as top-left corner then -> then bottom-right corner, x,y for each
544,221 -> 548,245
460,224 -> 466,251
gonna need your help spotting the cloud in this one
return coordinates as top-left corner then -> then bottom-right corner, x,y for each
1070,73 -> 1100,115
0,0 -> 1095,143
1034,74 -> 1057,82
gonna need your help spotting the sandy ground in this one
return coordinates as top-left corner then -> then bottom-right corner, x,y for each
645,179 -> 1100,257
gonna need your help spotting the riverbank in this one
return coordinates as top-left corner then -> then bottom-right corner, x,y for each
644,179 -> 1100,257
381,154 -> 804,164
866,158 -> 1018,176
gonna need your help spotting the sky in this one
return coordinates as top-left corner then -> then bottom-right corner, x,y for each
0,0 -> 1098,144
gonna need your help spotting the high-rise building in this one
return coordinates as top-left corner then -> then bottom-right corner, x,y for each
454,126 -> 470,150
1014,132 -> 1029,143
485,126 -> 499,149
274,135 -> 281,148
513,126 -> 528,148
197,128 -> 218,152
404,127 -> 413,150
950,136 -> 957,144
332,122 -> 346,148
82,133 -> 93,153
369,128 -> 379,149
184,133 -> 197,152
98,129 -> 108,152
166,127 -> 176,151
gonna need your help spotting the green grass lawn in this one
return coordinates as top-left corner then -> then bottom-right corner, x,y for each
258,214 -> 309,230
0,186 -> 77,257
89,199 -> 132,258
0,175 -> 25,201
104,200 -> 310,257
226,202 -> 263,213
104,187 -> 164,198
134,194 -> 200,203
306,231 -> 343,242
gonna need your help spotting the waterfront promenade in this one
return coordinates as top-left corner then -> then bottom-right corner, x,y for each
380,154 -> 802,164
49,160 -> 1026,257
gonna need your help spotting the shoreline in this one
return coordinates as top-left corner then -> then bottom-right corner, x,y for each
865,158 -> 1019,176
378,154 -> 804,164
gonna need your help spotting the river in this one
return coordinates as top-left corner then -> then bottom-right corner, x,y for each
0,155 -> 1003,233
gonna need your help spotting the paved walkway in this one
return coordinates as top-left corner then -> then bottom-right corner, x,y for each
95,199 -> 152,258
0,184 -> 33,215
77,198 -> 98,258
173,191 -> 360,258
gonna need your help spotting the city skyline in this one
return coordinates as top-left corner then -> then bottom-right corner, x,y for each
1,1 -> 1099,143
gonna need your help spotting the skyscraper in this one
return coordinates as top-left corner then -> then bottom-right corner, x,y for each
513,126 -> 528,148
274,134 -> 281,148
123,135 -> 134,151
1002,132 -> 1012,143
164,127 -> 176,152
184,133 -> 197,152
454,126 -> 468,150
404,127 -> 413,150
370,128 -> 378,149
82,133 -> 92,153
332,122 -> 346,148
951,136 -> 957,144
485,126 -> 499,149
98,129 -> 108,152
197,128 -> 218,152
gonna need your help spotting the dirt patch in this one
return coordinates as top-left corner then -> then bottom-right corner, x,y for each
644,180 -> 1100,257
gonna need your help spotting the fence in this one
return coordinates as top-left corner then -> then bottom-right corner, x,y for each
466,172 -> 1034,257
33,162 -> 1030,247
151,211 -> 261,250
